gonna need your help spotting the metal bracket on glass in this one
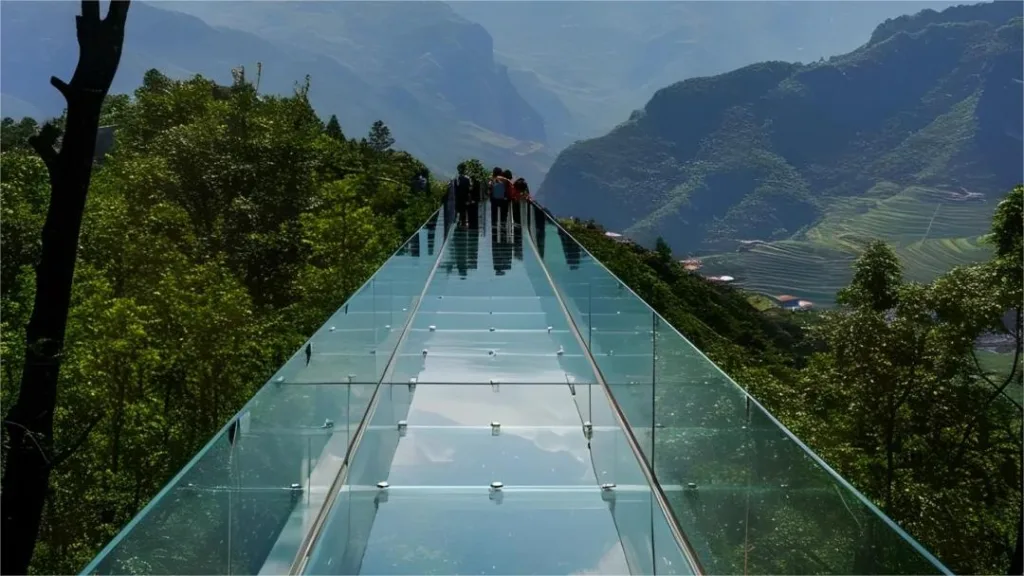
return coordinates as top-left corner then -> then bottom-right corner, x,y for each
601,483 -> 616,503
375,481 -> 389,506
397,420 -> 408,437
490,379 -> 499,392
491,421 -> 501,436
489,481 -> 504,504
583,421 -> 593,440
409,377 -> 417,391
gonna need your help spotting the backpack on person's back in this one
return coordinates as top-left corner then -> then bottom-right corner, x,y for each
491,177 -> 508,200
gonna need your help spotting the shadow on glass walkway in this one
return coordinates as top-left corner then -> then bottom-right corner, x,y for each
82,201 -> 952,576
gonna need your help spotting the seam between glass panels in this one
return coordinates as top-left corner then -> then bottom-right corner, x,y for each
521,203 -> 706,576
288,209 -> 455,575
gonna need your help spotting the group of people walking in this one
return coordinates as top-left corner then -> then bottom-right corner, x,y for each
448,163 -> 530,232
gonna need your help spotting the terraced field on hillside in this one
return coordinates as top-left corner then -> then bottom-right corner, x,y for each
703,185 -> 998,306
702,241 -> 855,305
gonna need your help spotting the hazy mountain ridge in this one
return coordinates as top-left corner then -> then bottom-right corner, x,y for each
451,0 -> 962,146
539,1 -> 1022,303
0,1 -> 554,182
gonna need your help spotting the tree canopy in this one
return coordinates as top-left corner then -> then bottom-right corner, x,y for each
0,67 -> 440,574
562,186 -> 1022,575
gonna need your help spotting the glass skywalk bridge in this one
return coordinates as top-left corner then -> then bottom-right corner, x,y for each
83,201 -> 951,576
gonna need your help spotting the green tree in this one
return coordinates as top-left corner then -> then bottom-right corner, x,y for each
324,114 -> 345,142
1,2 -> 132,573
1,117 -> 41,152
367,119 -> 394,154
836,239 -> 903,312
794,191 -> 1023,574
654,236 -> 673,265
2,60 -> 447,573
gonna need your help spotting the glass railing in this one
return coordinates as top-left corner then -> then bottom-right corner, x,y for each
298,214 -> 696,575
522,200 -> 952,576
82,209 -> 449,575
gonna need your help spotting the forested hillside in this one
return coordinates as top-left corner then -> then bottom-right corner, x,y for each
541,1 -> 1022,304
559,186 -> 1022,574
0,68 -> 441,574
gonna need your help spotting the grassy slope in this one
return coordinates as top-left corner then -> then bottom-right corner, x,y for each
703,185 -> 997,305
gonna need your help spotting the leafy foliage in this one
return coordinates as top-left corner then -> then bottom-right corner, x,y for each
0,68 -> 438,574
560,186 -> 1022,575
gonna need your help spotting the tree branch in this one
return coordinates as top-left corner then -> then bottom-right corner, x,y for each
970,344 -> 1023,411
27,124 -> 61,175
48,413 -> 103,470
105,0 -> 130,25
81,0 -> 100,21
49,76 -> 72,102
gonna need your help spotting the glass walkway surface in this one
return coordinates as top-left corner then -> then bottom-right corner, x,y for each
82,201 -> 953,576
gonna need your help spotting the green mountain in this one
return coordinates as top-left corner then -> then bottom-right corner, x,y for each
0,1 -> 554,183
540,1 -> 1023,305
451,0 -> 960,147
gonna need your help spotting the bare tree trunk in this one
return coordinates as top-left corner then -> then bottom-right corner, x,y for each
0,2 -> 130,574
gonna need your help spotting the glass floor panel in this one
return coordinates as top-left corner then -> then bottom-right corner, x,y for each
360,425 -> 597,486
382,382 -> 590,427
304,487 -> 633,576
302,219 -> 691,575
388,348 -> 596,384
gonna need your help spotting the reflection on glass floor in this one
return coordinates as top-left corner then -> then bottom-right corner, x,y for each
301,207 -> 693,575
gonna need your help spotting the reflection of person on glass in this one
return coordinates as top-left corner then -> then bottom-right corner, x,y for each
409,227 -> 421,258
492,219 -> 513,276
426,213 -> 437,256
455,228 -> 470,277
559,227 -> 581,270
513,213 -> 523,261
468,224 -> 480,272
533,202 -> 547,258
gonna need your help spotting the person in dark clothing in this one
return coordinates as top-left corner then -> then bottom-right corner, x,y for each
411,169 -> 428,194
305,342 -> 312,366
490,166 -> 512,237
466,175 -> 481,229
455,163 -> 473,228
